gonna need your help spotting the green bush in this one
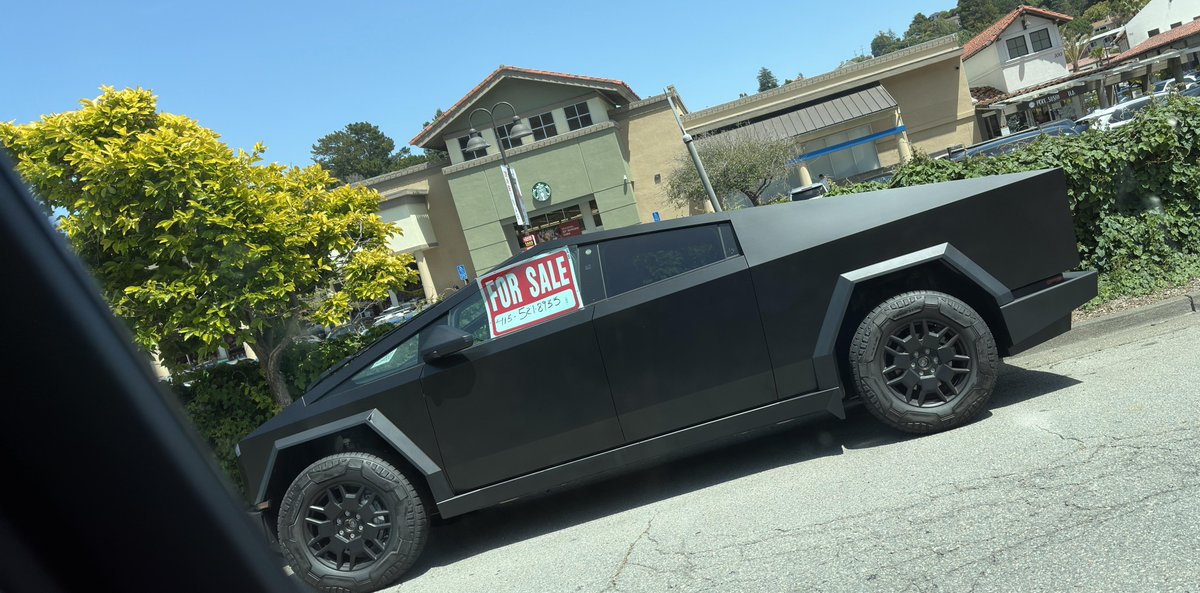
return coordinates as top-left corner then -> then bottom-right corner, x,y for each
839,95 -> 1200,307
170,324 -> 397,495
171,361 -> 279,494
280,324 -> 396,395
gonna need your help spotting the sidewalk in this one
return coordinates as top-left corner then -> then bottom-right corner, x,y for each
1016,290 -> 1199,359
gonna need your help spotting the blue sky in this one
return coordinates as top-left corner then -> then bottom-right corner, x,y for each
2,0 -> 955,168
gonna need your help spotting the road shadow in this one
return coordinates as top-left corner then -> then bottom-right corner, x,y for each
404,364 -> 1077,579
991,362 -> 1082,409
405,407 -> 898,579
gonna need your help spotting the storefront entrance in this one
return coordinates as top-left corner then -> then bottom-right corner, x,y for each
511,198 -> 604,250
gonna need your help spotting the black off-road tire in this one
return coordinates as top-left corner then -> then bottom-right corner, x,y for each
277,452 -> 429,593
849,291 -> 998,434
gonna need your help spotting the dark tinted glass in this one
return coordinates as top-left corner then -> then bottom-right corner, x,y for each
529,113 -> 558,141
449,292 -> 490,343
598,224 -> 738,297
1030,29 -> 1052,52
1006,36 -> 1029,59
565,102 -> 593,130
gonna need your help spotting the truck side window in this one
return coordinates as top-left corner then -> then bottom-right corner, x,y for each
597,224 -> 740,297
350,332 -> 422,385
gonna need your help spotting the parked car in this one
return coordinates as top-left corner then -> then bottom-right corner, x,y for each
238,170 -> 1096,592
947,119 -> 1080,161
1153,74 -> 1197,93
856,169 -> 895,185
372,304 -> 415,327
326,322 -> 370,341
1076,93 -> 1166,131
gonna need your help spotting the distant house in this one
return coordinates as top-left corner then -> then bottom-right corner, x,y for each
962,5 -> 1075,95
1124,0 -> 1200,49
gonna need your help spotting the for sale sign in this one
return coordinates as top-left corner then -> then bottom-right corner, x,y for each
477,247 -> 584,339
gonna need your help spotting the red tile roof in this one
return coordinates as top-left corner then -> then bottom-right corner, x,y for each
974,71 -> 1090,107
1110,19 -> 1200,64
970,86 -> 1006,102
409,66 -> 639,147
962,5 -> 1075,61
1068,56 -> 1100,71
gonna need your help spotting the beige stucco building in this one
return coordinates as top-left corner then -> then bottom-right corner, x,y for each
683,34 -> 977,193
366,44 -> 978,300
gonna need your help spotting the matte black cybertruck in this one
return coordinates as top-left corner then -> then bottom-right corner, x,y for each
238,170 -> 1096,592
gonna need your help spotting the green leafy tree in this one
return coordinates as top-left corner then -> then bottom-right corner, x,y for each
1062,30 -> 1091,69
904,11 -> 962,43
829,96 -> 1200,306
311,121 -> 417,183
666,132 -> 798,209
872,30 -> 903,56
957,0 -> 1003,36
1110,0 -> 1150,25
839,55 -> 873,68
1081,1 -> 1112,24
757,67 -> 779,93
0,87 -> 419,406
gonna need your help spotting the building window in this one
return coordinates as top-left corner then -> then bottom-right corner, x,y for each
495,122 -> 522,150
458,135 -> 487,161
1148,28 -> 1160,37
564,102 -> 594,131
528,112 -> 558,141
1029,28 -> 1053,52
1170,22 -> 1182,29
1006,35 -> 1030,59
803,124 -> 882,183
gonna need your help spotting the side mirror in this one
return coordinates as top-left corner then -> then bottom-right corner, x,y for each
420,325 -> 474,362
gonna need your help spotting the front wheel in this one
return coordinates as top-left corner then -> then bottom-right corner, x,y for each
849,291 -> 998,434
276,452 -> 429,593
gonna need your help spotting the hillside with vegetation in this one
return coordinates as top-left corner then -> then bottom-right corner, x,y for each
869,0 -> 1149,59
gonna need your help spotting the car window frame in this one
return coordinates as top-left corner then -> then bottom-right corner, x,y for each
585,222 -> 742,301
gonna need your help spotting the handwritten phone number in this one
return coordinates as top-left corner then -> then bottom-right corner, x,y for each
495,294 -> 567,330
515,295 -> 562,320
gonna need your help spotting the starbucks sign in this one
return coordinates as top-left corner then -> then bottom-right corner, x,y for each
532,181 -> 552,203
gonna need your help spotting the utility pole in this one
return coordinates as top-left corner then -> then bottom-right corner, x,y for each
666,89 -> 721,212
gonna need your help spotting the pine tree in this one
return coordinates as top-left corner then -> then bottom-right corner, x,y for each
757,67 -> 779,93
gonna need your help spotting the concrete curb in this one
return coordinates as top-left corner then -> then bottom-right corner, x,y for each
1015,293 -> 1198,358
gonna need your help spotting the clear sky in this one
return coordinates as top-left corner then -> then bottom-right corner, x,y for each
2,0 -> 956,168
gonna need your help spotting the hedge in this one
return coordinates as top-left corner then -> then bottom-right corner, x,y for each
830,95 -> 1200,305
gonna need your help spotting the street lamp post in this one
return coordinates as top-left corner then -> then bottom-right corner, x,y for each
464,102 -> 534,228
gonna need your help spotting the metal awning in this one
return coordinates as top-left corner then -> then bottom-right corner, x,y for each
700,85 -> 899,144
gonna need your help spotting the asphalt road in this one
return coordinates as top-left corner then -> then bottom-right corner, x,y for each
390,312 -> 1200,593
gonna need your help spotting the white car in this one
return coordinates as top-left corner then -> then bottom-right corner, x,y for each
372,304 -> 415,327
1076,93 -> 1166,131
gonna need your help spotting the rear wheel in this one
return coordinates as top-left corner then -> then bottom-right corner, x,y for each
277,452 -> 429,593
849,291 -> 998,433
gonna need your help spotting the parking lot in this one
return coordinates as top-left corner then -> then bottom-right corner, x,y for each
390,311 -> 1200,592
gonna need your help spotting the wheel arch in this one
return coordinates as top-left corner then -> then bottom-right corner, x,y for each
814,244 -> 1014,391
257,410 -> 452,522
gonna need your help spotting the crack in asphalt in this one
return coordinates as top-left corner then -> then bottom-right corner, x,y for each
1034,425 -> 1087,446
600,424 -> 1200,593
601,515 -> 656,592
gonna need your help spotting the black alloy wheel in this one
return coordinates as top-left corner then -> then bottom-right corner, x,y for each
849,291 -> 999,434
880,318 -> 973,408
277,452 -> 429,593
303,482 -> 392,572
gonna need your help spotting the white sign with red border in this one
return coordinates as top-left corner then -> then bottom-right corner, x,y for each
477,247 -> 584,339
